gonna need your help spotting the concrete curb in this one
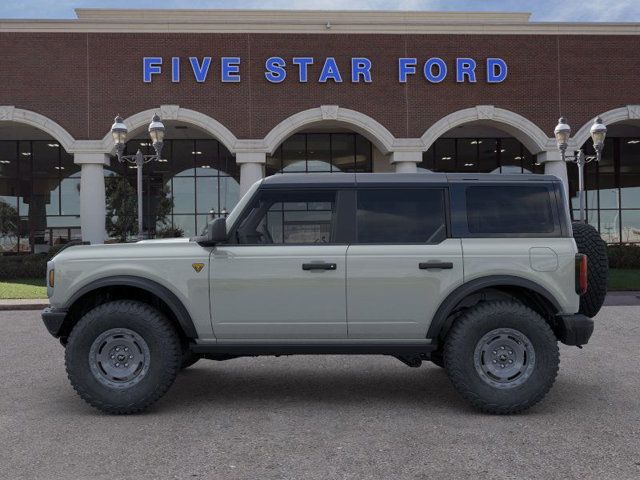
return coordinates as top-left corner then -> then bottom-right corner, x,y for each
0,300 -> 49,311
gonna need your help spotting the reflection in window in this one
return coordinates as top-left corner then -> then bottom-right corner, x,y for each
0,140 -> 80,253
237,190 -> 335,244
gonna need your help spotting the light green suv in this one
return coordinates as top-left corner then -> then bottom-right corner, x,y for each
42,173 -> 608,414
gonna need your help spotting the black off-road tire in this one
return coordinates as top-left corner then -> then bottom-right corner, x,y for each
444,301 -> 559,414
65,300 -> 181,414
572,222 -> 609,318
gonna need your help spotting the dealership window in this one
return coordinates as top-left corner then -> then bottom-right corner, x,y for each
0,140 -> 80,253
356,189 -> 446,243
236,190 -> 336,244
111,139 -> 239,239
420,137 -> 541,174
266,133 -> 372,175
568,136 -> 640,244
466,186 -> 555,235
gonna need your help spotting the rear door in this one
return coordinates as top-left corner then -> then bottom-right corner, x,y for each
346,187 -> 463,339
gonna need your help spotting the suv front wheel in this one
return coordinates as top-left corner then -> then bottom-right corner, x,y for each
443,301 -> 559,414
65,300 -> 181,414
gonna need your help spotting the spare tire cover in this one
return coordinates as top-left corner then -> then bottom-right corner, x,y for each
572,222 -> 609,317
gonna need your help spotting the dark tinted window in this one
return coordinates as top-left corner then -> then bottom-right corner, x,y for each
236,190 -> 336,244
356,189 -> 446,243
466,186 -> 555,234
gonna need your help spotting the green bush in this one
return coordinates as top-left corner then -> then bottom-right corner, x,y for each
607,245 -> 640,269
0,243 -> 80,280
0,254 -> 47,280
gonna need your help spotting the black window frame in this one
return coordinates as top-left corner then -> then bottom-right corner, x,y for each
353,186 -> 451,245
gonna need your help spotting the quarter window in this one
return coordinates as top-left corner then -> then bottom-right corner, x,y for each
466,186 -> 555,234
356,189 -> 447,243
236,190 -> 336,244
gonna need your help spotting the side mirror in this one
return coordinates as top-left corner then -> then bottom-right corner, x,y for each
194,217 -> 227,246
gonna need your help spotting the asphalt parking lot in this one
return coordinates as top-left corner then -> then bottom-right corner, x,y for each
1,307 -> 639,480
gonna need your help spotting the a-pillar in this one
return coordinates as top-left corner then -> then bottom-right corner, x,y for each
75,153 -> 109,244
236,152 -> 266,196
390,151 -> 422,173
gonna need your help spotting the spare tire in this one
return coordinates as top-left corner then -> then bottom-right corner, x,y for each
572,222 -> 608,317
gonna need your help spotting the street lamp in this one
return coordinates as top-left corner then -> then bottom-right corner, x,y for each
111,113 -> 165,239
554,116 -> 607,223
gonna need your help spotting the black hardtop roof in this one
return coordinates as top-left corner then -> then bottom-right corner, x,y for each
260,172 -> 561,188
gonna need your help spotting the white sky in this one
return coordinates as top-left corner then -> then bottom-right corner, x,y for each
0,0 -> 639,21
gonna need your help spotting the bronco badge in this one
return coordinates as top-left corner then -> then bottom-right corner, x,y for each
192,263 -> 205,273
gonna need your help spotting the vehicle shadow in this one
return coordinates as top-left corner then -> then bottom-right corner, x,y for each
160,359 -> 468,411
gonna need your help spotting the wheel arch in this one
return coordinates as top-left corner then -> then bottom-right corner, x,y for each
427,275 -> 562,341
59,275 -> 198,342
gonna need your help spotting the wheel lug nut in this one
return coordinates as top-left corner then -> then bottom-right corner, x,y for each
493,350 -> 497,355
124,363 -> 128,367
501,364 -> 505,368
115,347 -> 120,351
115,362 -> 120,367
111,355 -> 115,359
129,355 -> 133,359
124,347 -> 128,352
509,360 -> 513,364
492,360 -> 497,364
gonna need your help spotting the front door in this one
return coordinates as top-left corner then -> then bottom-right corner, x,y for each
346,187 -> 463,339
210,188 -> 348,340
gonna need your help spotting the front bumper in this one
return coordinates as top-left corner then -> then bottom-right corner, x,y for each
555,314 -> 594,346
41,307 -> 68,338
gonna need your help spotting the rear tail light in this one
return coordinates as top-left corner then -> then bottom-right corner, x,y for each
575,254 -> 588,295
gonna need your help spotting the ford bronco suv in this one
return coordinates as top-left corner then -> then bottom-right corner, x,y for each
42,173 -> 608,414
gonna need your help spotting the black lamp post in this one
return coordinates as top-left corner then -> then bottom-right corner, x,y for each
554,116 -> 607,223
111,114 -> 165,239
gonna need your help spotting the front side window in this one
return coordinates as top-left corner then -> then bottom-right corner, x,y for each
236,190 -> 336,244
356,189 -> 447,244
466,186 -> 555,234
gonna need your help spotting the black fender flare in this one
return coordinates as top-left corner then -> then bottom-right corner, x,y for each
64,275 -> 198,338
426,275 -> 562,340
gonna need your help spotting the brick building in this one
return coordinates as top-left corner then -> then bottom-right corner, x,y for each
0,9 -> 639,250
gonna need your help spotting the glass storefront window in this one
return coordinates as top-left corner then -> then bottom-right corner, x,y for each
266,132 -> 372,174
109,138 -> 240,241
0,140 -> 80,253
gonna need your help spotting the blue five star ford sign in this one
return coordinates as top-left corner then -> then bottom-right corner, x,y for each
143,56 -> 508,84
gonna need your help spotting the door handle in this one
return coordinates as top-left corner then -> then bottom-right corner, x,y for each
419,261 -> 453,270
302,262 -> 337,271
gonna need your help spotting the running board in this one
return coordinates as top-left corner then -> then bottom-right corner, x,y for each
190,342 -> 437,357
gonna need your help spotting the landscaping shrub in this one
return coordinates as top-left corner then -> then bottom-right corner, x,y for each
607,245 -> 640,269
0,254 -> 47,280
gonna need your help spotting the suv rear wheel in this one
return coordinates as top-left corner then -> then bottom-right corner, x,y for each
443,300 -> 559,414
65,300 -> 181,414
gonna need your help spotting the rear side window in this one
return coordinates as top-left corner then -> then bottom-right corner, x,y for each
356,189 -> 447,243
466,186 -> 555,234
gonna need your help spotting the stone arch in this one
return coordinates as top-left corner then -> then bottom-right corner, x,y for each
0,106 -> 76,152
571,105 -> 640,149
420,105 -> 552,154
99,105 -> 239,154
263,105 -> 396,155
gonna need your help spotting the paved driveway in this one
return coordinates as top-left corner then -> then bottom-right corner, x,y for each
1,307 -> 639,480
